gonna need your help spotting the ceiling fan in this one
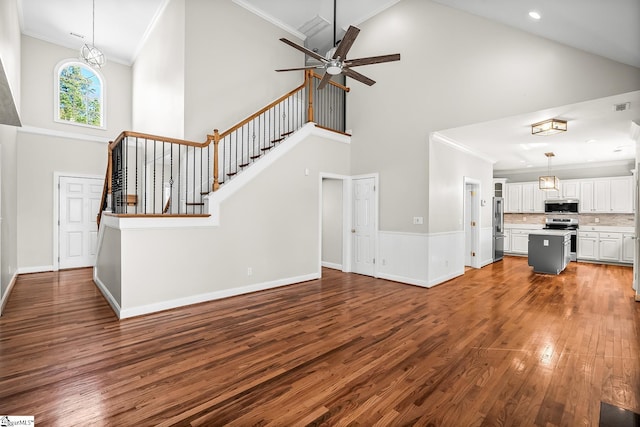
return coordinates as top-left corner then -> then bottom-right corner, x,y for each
276,24 -> 401,90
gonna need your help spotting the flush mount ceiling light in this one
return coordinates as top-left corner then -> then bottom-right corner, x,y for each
80,0 -> 106,69
539,152 -> 559,191
528,11 -> 542,20
531,118 -> 567,136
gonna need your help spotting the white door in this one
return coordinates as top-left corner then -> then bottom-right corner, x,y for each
352,177 -> 376,276
59,176 -> 104,269
464,182 -> 479,268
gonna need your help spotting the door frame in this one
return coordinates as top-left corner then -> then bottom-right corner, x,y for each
53,172 -> 104,271
319,173 -> 351,274
318,173 -> 379,277
463,177 -> 481,269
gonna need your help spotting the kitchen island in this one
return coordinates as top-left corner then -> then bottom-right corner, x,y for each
528,230 -> 572,274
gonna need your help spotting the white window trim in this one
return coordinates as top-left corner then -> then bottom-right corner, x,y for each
53,59 -> 107,130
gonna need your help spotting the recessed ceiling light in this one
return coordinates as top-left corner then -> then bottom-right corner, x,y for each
585,139 -> 597,144
529,11 -> 541,20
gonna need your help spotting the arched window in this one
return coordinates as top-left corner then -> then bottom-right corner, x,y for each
54,60 -> 105,128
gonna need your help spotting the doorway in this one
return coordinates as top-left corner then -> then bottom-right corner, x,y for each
56,174 -> 104,269
464,178 -> 481,269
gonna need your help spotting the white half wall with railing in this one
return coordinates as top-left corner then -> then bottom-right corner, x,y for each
94,124 -> 351,319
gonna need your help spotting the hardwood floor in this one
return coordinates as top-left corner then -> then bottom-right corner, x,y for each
0,257 -> 638,426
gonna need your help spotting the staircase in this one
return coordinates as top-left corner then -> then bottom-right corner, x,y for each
97,70 -> 349,226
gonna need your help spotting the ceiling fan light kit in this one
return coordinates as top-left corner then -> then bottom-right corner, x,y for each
276,25 -> 400,90
531,118 -> 567,136
80,0 -> 106,69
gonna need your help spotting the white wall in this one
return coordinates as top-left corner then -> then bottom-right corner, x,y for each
322,178 -> 343,268
347,0 -> 640,236
132,0 -> 185,139
20,36 -> 131,137
183,0 -> 303,140
16,36 -> 132,271
0,0 -> 21,312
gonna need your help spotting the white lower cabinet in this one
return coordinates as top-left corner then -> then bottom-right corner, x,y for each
577,231 -> 634,264
598,233 -> 622,262
623,234 -> 635,263
510,230 -> 530,254
504,229 -> 511,252
577,232 -> 598,260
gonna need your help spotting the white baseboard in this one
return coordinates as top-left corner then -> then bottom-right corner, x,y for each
377,272 -> 427,288
0,272 -> 18,316
321,261 -> 343,270
116,273 -> 320,319
92,271 -> 123,319
428,269 -> 464,288
17,265 -> 54,274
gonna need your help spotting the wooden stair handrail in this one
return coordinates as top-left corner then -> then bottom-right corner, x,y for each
217,81 -> 308,140
109,131 -> 214,152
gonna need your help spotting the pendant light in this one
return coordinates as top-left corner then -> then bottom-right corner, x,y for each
539,152 -> 559,191
80,0 -> 106,69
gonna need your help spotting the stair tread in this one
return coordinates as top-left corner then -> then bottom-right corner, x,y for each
261,146 -> 274,151
271,137 -> 285,143
250,155 -> 261,159
281,131 -> 294,136
239,163 -> 249,167
185,202 -> 205,206
227,172 -> 238,177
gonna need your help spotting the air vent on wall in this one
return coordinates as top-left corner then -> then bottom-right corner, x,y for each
613,102 -> 631,112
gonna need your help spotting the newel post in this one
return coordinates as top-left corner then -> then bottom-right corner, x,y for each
212,129 -> 220,191
306,69 -> 314,123
107,145 -> 113,194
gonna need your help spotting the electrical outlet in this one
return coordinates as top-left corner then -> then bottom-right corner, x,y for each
595,217 -> 600,223
413,216 -> 424,225
247,267 -> 253,276
523,217 -> 527,222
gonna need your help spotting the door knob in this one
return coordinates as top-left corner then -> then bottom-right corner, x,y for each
351,229 -> 356,233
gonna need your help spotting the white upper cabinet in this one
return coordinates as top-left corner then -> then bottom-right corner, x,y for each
521,183 -> 536,212
580,179 -> 612,213
610,176 -> 633,213
506,183 -> 522,213
561,180 -> 580,199
503,176 -> 633,214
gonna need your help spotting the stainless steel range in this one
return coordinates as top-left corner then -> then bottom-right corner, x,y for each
544,217 -> 578,261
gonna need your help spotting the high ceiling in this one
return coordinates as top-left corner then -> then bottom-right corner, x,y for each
17,0 -> 640,171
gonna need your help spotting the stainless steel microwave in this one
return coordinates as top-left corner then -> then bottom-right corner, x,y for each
544,199 -> 579,214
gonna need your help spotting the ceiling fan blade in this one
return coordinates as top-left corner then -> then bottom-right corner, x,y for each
316,72 -> 334,90
332,25 -> 360,60
342,68 -> 376,86
279,38 -> 327,63
276,65 -> 324,72
345,53 -> 401,67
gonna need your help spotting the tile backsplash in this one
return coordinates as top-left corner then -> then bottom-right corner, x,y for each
505,213 -> 634,227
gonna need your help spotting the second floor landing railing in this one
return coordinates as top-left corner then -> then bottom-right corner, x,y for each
98,70 -> 350,226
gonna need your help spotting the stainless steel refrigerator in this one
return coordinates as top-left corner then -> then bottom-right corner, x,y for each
493,197 -> 505,262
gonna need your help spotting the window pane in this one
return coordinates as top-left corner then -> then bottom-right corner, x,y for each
58,64 -> 102,127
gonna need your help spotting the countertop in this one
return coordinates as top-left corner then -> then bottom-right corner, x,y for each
528,229 -> 573,237
505,223 -> 635,234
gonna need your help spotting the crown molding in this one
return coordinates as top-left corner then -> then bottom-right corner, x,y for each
430,131 -> 497,164
232,0 -> 306,41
